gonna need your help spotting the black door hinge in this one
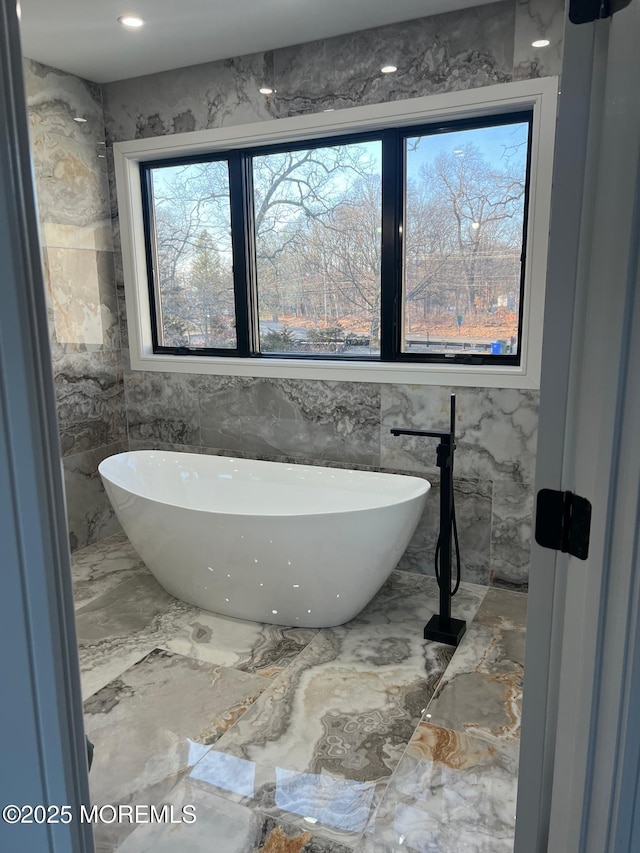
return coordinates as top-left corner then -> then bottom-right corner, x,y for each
535,489 -> 592,560
570,0 -> 632,24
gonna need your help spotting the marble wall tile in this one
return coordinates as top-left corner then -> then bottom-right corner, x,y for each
397,477 -> 492,586
24,58 -> 111,250
124,362 -> 200,445
84,648 -> 267,850
26,58 -> 129,552
40,221 -> 112,253
274,1 -> 515,117
24,58 -> 105,142
381,384 -> 539,485
63,440 -> 126,551
514,0 -> 565,79
199,376 -> 381,466
53,349 -> 126,456
127,439 -> 205,455
30,131 -> 111,242
102,51 -> 276,144
490,478 -> 534,591
44,249 -> 118,352
381,384 -> 538,590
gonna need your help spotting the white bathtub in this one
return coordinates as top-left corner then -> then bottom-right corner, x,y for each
98,450 -> 430,628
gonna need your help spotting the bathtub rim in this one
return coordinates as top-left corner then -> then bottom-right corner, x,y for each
98,449 -> 431,519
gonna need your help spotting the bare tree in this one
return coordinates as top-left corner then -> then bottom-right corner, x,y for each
417,142 -> 526,315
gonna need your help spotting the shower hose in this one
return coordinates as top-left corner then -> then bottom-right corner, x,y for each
434,464 -> 462,597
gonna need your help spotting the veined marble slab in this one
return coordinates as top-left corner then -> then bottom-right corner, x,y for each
198,375 -> 381,467
161,611 -> 318,679
490,480 -> 534,592
24,58 -> 104,143
53,348 -> 126,457
396,477 -> 491,585
85,649 -> 267,851
124,364 -> 201,446
30,131 -> 111,232
381,385 -> 539,487
71,531 -> 148,608
75,574 -> 198,698
514,0 -> 565,80
358,722 -> 519,852
116,779 -> 354,852
46,248 -> 119,354
186,573 -> 486,847
63,440 -> 127,552
424,588 -> 526,746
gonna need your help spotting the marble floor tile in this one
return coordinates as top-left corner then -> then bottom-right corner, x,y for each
211,573 -> 486,779
85,649 -> 267,851
70,532 -> 526,853
161,610 -> 318,679
75,574 -> 198,698
71,532 -> 148,609
358,722 -> 519,853
423,589 -> 526,746
185,574 -> 486,846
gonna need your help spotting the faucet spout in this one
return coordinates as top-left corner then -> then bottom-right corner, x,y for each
389,427 -> 451,442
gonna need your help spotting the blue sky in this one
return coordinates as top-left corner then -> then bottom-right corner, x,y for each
405,120 -> 529,179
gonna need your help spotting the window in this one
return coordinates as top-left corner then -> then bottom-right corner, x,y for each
117,80 -> 557,387
144,159 -> 236,349
402,118 -> 530,359
141,114 -> 531,365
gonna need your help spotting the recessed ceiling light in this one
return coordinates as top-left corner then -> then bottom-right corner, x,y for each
259,87 -> 274,95
531,38 -> 550,48
73,117 -> 88,123
118,14 -> 145,28
381,65 -> 397,74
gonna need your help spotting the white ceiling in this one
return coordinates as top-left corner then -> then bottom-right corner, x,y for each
19,0 -> 496,84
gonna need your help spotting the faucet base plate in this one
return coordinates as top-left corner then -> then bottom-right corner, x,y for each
423,614 -> 466,647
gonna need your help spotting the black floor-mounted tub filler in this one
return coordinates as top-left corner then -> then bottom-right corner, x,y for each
390,393 -> 466,647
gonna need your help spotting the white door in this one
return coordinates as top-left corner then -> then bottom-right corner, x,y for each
516,2 -> 640,851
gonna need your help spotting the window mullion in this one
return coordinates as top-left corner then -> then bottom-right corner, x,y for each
228,151 -> 259,356
380,130 -> 403,361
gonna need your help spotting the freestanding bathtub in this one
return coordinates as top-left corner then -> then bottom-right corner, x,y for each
98,450 -> 430,628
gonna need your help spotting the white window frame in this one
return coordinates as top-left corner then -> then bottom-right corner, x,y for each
114,77 -> 558,389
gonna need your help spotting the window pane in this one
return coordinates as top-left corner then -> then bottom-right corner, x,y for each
253,140 -> 382,357
148,161 -> 236,349
403,120 -> 530,357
